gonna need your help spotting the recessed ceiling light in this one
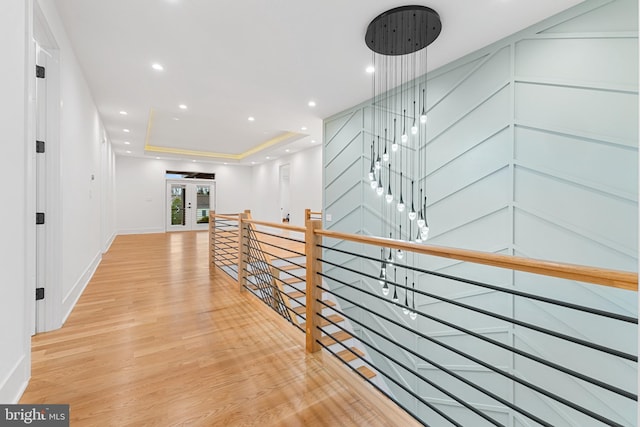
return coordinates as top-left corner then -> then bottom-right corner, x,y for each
152,63 -> 164,71
366,65 -> 375,73
172,117 -> 180,121
123,129 -> 130,133
285,149 -> 290,153
301,126 -> 307,131
156,157 -> 161,160
179,104 -> 187,110
192,159 -> 196,162
311,140 -> 316,143
124,141 -> 131,145
119,111 -> 128,115
308,101 -> 316,107
125,150 -> 131,154
248,116 -> 255,122
251,161 -> 256,165
223,162 -> 228,165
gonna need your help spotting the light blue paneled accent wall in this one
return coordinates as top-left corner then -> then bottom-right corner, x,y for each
322,0 -> 637,425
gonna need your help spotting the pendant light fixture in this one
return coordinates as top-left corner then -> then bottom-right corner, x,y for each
365,5 -> 440,245
391,268 -> 399,303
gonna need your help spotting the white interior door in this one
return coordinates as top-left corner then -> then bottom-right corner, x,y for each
166,180 -> 214,231
35,43 -> 52,334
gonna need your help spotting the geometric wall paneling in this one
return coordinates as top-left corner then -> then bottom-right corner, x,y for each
418,55 -> 488,107
416,337 -> 513,400
540,0 -> 638,34
513,207 -> 638,271
325,113 -> 363,163
428,154 -> 509,214
514,126 -> 638,198
512,269 -> 637,319
325,137 -> 364,188
424,47 -> 511,140
512,332 -> 636,427
324,160 -> 361,212
429,204 -> 511,252
515,38 -> 639,90
425,129 -> 510,204
325,109 -> 362,146
514,82 -> 638,144
323,1 -> 638,423
324,186 -> 361,225
424,89 -> 510,174
514,165 -> 638,254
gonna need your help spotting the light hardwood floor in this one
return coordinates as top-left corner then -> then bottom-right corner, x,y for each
21,231 -> 414,426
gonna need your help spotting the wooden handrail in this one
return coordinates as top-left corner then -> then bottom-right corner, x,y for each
315,229 -> 638,292
212,213 -> 241,221
244,218 -> 306,234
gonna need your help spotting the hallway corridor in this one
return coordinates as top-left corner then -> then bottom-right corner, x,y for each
20,232 -> 410,426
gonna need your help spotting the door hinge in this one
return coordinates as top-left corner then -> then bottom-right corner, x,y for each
36,65 -> 45,79
36,212 -> 45,225
36,288 -> 45,300
36,140 -> 45,153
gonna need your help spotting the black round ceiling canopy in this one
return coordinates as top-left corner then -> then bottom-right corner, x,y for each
365,5 -> 442,56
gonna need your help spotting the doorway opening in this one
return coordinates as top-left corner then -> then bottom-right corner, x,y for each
166,180 -> 215,231
279,164 -> 290,223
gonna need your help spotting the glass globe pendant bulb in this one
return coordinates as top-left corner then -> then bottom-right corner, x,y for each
420,111 -> 427,124
403,278 -> 409,314
409,311 -> 417,320
396,249 -> 404,260
411,120 -> 418,135
378,267 -> 386,285
385,193 -> 393,203
382,152 -> 389,162
417,216 -> 426,229
415,229 -> 422,243
376,186 -> 384,196
392,288 -> 399,303
368,170 -> 374,181
397,201 -> 405,212
375,157 -> 381,170
401,132 -> 408,143
370,179 -> 378,190
421,228 -> 429,241
408,210 -> 416,221
391,141 -> 398,152
382,282 -> 390,296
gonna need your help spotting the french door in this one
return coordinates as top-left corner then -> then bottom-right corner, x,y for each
166,180 -> 215,231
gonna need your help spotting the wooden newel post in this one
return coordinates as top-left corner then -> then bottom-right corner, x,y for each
238,212 -> 249,292
305,219 -> 323,353
209,210 -> 216,275
305,208 -> 311,221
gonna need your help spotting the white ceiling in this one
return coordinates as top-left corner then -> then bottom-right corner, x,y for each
53,0 -> 584,165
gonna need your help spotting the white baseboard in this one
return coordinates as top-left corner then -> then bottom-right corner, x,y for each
102,231 -> 116,254
61,251 -> 101,325
0,355 -> 29,404
117,227 -> 165,235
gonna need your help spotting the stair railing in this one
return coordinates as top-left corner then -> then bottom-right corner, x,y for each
209,210 -> 638,427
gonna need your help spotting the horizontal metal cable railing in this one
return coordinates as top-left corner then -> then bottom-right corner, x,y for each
209,211 -> 638,427
209,212 -> 240,281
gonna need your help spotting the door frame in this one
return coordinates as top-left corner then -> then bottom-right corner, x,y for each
165,179 -> 216,232
30,1 -> 62,334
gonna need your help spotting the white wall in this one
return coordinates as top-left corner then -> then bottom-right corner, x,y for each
251,145 -> 322,226
37,1 -> 117,323
0,0 -> 31,404
115,156 -> 253,234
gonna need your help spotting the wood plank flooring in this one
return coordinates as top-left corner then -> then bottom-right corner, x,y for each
21,231 -> 415,426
